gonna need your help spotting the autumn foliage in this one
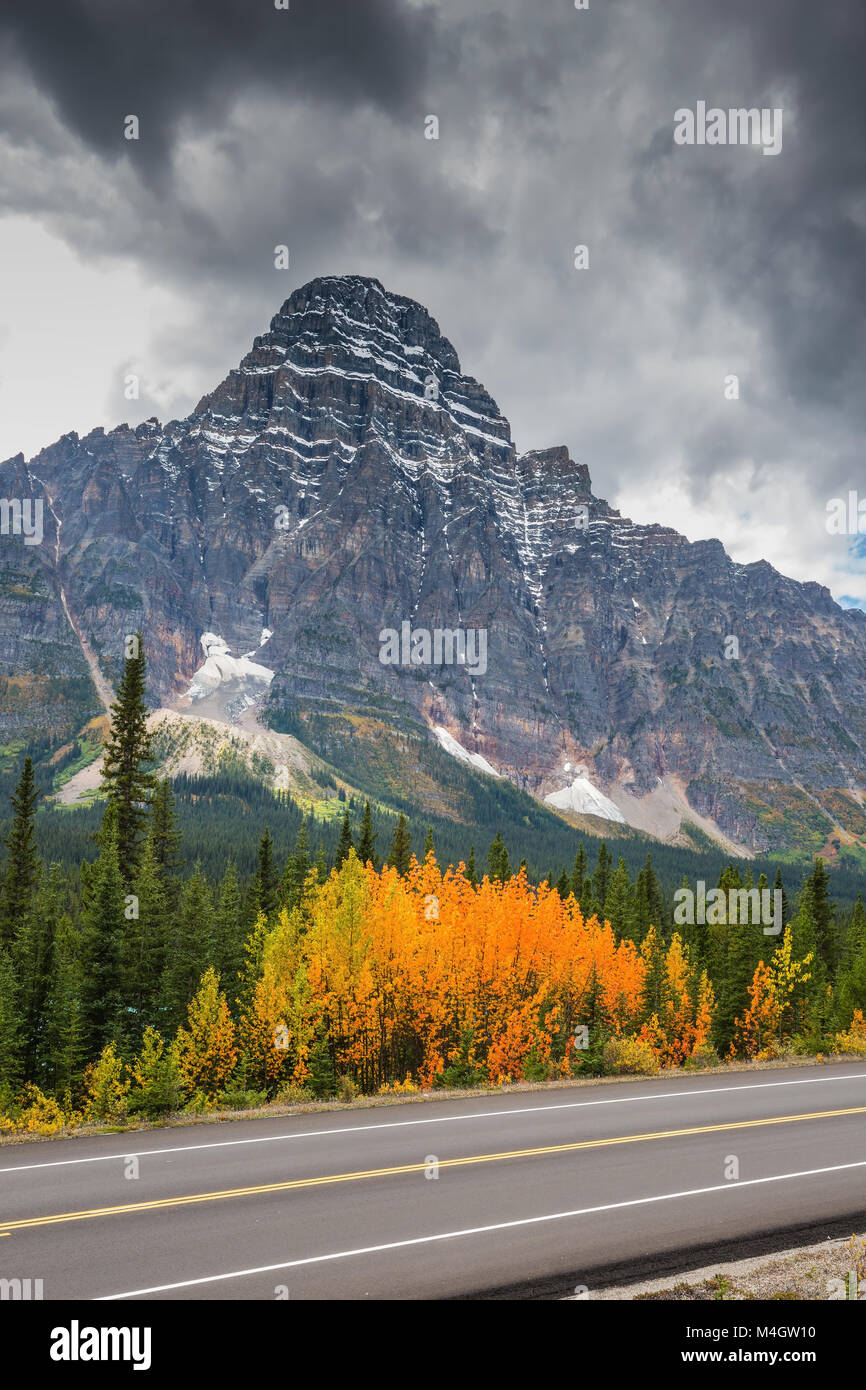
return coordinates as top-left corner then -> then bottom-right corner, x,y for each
236,852 -> 712,1092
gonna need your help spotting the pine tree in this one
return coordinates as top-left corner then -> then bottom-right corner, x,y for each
556,869 -> 570,900
213,862 -> 245,1006
43,915 -> 86,1097
570,844 -> 587,903
335,811 -> 354,870
843,895 -> 866,970
357,801 -> 378,869
836,929 -> 866,1029
0,756 -> 41,947
13,861 -> 62,1082
281,818 -> 311,912
424,826 -> 435,861
774,867 -> 789,930
714,914 -> 764,1054
119,832 -> 168,1045
79,802 -> 126,1059
487,833 -> 510,883
149,778 -> 183,908
634,854 -> 664,939
256,827 -> 278,920
236,913 -> 269,1018
800,857 -> 837,975
603,858 -> 634,941
101,632 -> 155,877
592,842 -> 612,911
465,845 -> 477,887
387,815 -> 412,875
0,947 -> 22,1092
162,865 -> 214,1032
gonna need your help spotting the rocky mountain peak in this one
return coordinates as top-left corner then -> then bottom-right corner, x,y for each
5,276 -> 866,857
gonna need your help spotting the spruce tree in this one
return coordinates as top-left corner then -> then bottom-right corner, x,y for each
256,827 -> 278,919
282,819 -> 311,911
149,778 -> 183,909
424,826 -> 435,861
0,756 -> 41,947
843,895 -> 866,970
43,915 -> 86,1097
357,801 -> 379,869
465,845 -> 477,887
101,632 -> 155,876
802,857 -> 837,975
714,914 -> 764,1054
13,861 -> 62,1082
213,862 -> 245,1006
487,833 -> 510,883
603,858 -> 634,941
119,832 -> 168,1044
556,869 -> 570,900
592,842 -> 612,911
836,930 -> 866,1028
570,844 -> 587,903
387,815 -> 412,875
0,948 -> 22,1092
79,802 -> 126,1059
335,811 -> 354,870
774,867 -> 789,931
162,865 -> 213,1032
313,847 -> 328,883
634,854 -> 664,939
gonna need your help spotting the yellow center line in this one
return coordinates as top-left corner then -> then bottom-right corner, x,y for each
2,1104 -> 864,1235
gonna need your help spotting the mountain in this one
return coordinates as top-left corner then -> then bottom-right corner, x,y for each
3,273 -> 866,857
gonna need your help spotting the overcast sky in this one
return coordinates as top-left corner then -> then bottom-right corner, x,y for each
1,0 -> 864,602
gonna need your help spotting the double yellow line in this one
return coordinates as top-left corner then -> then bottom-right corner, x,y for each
2,1104 -> 864,1235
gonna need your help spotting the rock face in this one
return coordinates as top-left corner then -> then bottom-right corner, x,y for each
3,273 -> 866,853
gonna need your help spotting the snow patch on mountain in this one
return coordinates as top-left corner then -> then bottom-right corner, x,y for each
545,776 -> 626,823
187,632 -> 274,700
433,726 -> 501,778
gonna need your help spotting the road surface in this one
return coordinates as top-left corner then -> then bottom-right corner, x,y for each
1,1062 -> 865,1300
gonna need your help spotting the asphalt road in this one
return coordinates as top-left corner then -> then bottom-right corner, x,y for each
1,1062 -> 865,1300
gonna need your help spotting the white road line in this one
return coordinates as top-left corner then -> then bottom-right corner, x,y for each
97,1157 -> 866,1299
4,1069 -> 865,1175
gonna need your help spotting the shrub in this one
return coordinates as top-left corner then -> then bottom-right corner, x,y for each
217,1084 -> 269,1111
127,1028 -> 186,1118
377,1076 -> 420,1095
338,1075 -> 358,1103
1,1084 -> 73,1135
683,1042 -> 720,1071
175,967 -> 238,1101
83,1043 -> 130,1124
601,1035 -> 660,1076
274,1083 -> 316,1106
832,1009 -> 866,1056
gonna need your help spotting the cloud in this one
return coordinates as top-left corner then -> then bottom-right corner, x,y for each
0,0 -> 437,174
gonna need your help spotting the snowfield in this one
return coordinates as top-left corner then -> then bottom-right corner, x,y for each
544,776 -> 626,823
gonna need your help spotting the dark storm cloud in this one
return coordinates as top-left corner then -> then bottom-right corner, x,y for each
0,0 -> 437,173
1,0 -> 864,599
630,0 -> 866,434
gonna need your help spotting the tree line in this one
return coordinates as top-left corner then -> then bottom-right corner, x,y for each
0,639 -> 865,1132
